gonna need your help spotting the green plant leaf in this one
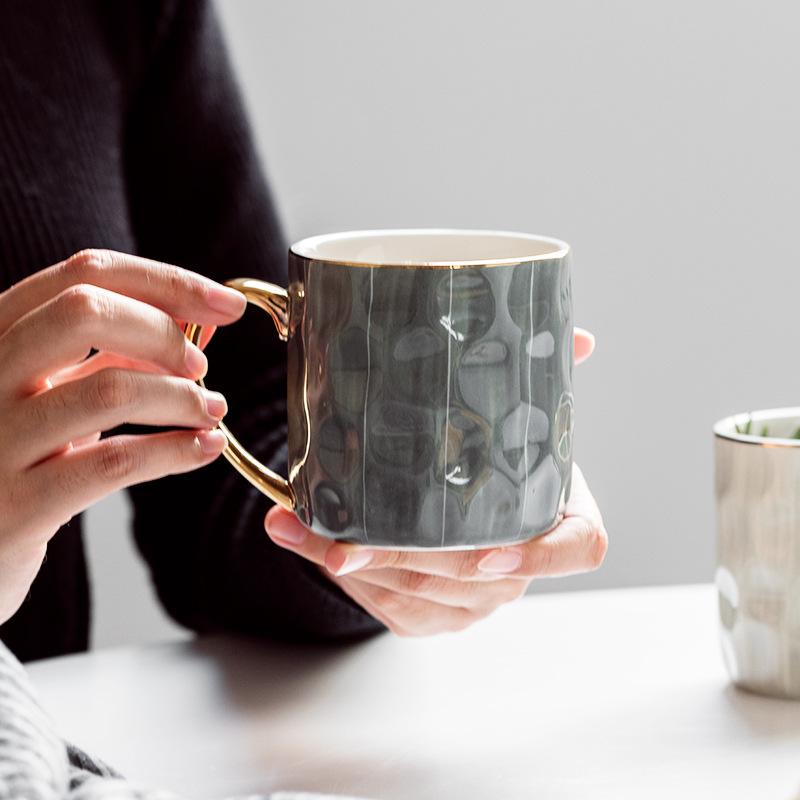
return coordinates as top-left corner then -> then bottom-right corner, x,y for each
793,427 -> 800,440
761,424 -> 770,437
744,418 -> 752,435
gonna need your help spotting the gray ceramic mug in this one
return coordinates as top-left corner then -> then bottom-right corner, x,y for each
187,229 -> 574,549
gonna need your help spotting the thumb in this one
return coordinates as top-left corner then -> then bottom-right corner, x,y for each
574,327 -> 595,365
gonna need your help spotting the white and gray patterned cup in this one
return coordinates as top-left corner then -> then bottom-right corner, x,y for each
714,409 -> 800,698
189,229 -> 574,549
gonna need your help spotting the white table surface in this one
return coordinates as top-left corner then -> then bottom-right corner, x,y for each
27,584 -> 800,800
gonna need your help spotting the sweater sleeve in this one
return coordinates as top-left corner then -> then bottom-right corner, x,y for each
123,0 -> 383,642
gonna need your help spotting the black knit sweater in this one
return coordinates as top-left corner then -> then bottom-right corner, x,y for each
0,0 -> 382,661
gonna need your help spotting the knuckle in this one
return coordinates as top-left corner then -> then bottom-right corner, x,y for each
373,587 -> 406,619
398,570 -> 437,597
67,249 -> 111,280
454,551 -> 478,580
96,439 -> 140,482
183,380 -> 207,418
586,523 -> 609,570
27,394 -> 55,433
187,431 -> 214,463
158,264 -> 197,303
380,550 -> 410,572
527,541 -> 555,576
89,369 -> 134,412
164,317 -> 187,363
59,283 -> 107,324
51,458 -> 81,498
24,387 -> 70,442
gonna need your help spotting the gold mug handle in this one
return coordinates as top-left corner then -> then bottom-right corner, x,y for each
184,278 -> 295,511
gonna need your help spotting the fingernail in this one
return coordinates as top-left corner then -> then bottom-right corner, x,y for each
184,343 -> 208,378
196,429 -> 226,456
268,515 -> 308,546
329,549 -> 373,577
203,390 -> 227,419
207,286 -> 247,317
477,549 -> 523,574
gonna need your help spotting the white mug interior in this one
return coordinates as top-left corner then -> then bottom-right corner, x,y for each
290,228 -> 569,267
714,407 -> 800,444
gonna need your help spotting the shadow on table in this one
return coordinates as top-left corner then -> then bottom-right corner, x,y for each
721,684 -> 800,737
181,633 -> 375,718
172,635 -> 418,798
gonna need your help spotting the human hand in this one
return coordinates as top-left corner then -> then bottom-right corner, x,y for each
265,329 -> 606,637
266,464 -> 606,636
0,249 -> 246,624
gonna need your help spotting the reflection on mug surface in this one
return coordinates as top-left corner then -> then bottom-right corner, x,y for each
287,235 -> 573,547
189,229 -> 574,549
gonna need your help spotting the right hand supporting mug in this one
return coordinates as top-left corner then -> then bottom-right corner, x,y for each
187,229 -> 575,549
714,408 -> 800,698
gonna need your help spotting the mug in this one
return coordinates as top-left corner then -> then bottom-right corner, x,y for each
714,408 -> 800,698
187,229 -> 575,549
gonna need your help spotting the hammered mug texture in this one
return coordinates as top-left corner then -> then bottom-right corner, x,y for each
287,252 -> 574,548
187,230 -> 575,549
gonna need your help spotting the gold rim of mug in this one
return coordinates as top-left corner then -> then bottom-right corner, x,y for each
713,407 -> 800,447
289,228 -> 571,269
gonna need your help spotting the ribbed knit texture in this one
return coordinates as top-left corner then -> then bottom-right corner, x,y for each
0,0 -> 383,662
0,641 -> 67,799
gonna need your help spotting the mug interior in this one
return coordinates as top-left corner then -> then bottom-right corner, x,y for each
290,228 -> 569,267
714,408 -> 800,444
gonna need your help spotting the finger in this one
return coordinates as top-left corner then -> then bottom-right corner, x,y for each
263,502 -> 535,581
265,506 -> 332,566
562,463 -> 604,524
0,284 -> 209,394
326,515 -> 605,582
17,369 -> 227,467
474,464 -> 607,578
26,429 -> 226,535
318,466 -> 606,581
343,567 -> 526,611
320,542 -> 488,582
265,506 -> 477,580
472,514 -> 608,579
265,507 -> 471,587
0,249 -> 245,337
266,465 -> 607,582
574,327 -> 595,365
331,577 -> 479,636
48,351 -> 171,388
266,506 -> 522,584
263,509 -> 409,630
265,507 -> 415,585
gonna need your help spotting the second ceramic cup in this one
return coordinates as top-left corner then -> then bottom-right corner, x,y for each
187,229 -> 575,549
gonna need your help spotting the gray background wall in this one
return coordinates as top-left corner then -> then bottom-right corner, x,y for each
86,0 -> 800,648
